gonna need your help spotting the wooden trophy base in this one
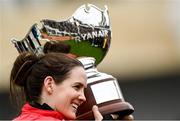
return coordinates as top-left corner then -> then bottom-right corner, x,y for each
77,100 -> 134,120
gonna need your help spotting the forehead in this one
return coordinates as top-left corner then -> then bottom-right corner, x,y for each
64,66 -> 87,85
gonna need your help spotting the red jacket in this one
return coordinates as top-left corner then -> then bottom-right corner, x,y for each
13,103 -> 65,120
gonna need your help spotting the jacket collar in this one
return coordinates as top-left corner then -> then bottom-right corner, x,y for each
22,103 -> 65,120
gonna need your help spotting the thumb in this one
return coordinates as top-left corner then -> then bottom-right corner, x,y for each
123,115 -> 134,120
92,105 -> 103,121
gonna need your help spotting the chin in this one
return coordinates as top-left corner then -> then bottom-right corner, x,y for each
66,113 -> 76,120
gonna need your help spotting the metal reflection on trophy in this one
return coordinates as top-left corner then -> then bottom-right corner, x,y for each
11,24 -> 43,56
40,4 -> 111,66
11,4 -> 134,120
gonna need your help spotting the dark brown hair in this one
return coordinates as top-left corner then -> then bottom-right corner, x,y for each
10,52 -> 83,106
43,41 -> 70,54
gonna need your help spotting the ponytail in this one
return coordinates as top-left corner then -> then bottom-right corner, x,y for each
10,52 -> 40,107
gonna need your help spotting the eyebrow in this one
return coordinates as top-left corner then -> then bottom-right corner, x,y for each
73,82 -> 87,88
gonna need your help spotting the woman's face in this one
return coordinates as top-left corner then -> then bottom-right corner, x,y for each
51,66 -> 87,120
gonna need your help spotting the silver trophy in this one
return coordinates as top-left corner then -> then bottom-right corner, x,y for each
11,4 -> 134,120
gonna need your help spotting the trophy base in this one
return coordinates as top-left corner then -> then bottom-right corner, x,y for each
76,101 -> 134,120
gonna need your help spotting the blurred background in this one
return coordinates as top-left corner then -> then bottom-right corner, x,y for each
0,0 -> 180,119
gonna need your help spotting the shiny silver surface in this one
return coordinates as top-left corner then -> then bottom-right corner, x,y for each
78,57 -> 124,104
40,4 -> 111,65
11,4 -> 111,66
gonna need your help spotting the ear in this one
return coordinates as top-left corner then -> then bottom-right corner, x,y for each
43,76 -> 55,94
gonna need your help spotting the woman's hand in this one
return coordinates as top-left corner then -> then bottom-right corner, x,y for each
122,115 -> 134,120
92,105 -> 134,121
92,105 -> 103,121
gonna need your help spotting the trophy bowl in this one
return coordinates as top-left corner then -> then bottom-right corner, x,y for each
40,4 -> 111,66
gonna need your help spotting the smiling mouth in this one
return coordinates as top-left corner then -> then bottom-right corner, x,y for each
72,103 -> 79,113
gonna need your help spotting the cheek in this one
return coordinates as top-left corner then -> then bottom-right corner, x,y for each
55,89 -> 77,109
55,92 -> 78,119
64,90 -> 78,103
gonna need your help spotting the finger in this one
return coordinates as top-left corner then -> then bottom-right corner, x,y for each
123,115 -> 134,120
92,105 -> 103,121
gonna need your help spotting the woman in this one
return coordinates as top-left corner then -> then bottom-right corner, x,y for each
10,52 -> 103,120
43,41 -> 134,120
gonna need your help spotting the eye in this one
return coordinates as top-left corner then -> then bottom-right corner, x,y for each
73,85 -> 81,91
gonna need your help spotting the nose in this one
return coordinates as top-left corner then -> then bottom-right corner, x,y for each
78,92 -> 86,102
